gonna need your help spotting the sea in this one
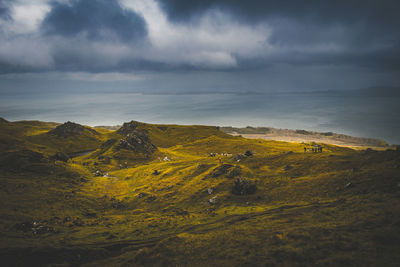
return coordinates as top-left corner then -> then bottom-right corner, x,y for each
0,90 -> 399,144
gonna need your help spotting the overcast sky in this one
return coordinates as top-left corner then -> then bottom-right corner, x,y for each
1,0 -> 400,92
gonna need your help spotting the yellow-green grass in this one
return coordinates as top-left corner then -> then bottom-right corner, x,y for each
0,119 -> 399,266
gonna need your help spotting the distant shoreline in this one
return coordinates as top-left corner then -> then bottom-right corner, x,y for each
94,123 -> 393,149
220,126 -> 392,150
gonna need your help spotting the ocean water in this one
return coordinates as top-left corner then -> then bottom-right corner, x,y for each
0,90 -> 399,144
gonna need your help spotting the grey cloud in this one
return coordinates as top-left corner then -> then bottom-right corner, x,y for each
156,0 -> 400,70
41,0 -> 147,42
156,0 -> 400,27
0,0 -> 399,76
0,0 -> 11,19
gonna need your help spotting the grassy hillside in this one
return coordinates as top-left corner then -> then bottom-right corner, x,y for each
0,118 -> 399,266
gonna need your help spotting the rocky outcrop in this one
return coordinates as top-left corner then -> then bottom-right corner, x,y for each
48,121 -> 98,137
116,120 -> 144,136
210,164 -> 234,178
209,164 -> 242,178
115,121 -> 157,155
116,131 -> 157,154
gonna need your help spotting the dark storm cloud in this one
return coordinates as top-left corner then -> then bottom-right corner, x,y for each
156,0 -> 400,27
0,0 -> 11,19
157,0 -> 400,70
41,0 -> 147,42
0,0 -> 399,86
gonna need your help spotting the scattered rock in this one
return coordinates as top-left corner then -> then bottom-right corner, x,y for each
244,150 -> 253,157
233,154 -> 247,161
232,178 -> 257,195
15,221 -> 54,235
94,170 -> 102,176
207,188 -> 214,194
208,196 -> 218,205
210,164 -> 234,178
345,182 -> 354,189
32,225 -> 54,235
152,170 -> 161,175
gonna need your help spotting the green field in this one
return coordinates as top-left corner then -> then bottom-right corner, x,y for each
0,118 -> 399,266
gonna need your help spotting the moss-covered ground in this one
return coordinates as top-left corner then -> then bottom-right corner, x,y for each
0,118 -> 399,266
